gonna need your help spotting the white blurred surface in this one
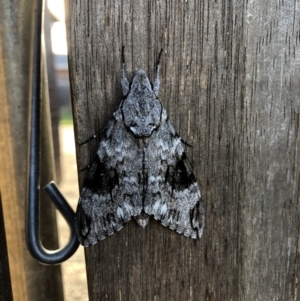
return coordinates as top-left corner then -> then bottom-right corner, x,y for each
58,125 -> 88,301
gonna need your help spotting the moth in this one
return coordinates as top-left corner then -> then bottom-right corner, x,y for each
76,49 -> 205,246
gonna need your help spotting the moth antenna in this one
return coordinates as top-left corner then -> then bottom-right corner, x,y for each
122,45 -> 126,64
121,46 -> 130,96
153,49 -> 163,96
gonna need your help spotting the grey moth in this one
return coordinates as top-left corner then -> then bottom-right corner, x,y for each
75,49 -> 205,246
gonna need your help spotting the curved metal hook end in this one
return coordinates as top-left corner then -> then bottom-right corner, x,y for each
27,181 -> 79,265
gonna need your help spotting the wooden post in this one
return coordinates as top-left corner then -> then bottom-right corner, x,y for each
0,194 -> 13,301
66,1 -> 300,300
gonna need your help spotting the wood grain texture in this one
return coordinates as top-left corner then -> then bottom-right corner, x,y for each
66,0 -> 300,300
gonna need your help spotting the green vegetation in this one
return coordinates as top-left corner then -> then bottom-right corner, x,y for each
60,108 -> 73,125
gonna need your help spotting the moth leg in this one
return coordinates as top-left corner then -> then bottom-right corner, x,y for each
153,48 -> 163,95
79,127 -> 107,146
79,164 -> 90,172
121,46 -> 130,96
180,138 -> 193,148
79,128 -> 108,171
79,134 -> 98,146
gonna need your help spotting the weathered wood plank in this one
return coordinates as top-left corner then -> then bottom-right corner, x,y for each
66,0 -> 300,300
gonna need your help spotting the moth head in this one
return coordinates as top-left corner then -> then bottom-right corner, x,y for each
121,70 -> 162,137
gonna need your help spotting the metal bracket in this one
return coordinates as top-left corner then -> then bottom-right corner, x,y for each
26,0 -> 79,264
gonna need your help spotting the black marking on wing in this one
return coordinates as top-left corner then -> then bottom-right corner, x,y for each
76,201 -> 127,246
76,155 -> 127,246
190,198 -> 204,238
77,210 -> 92,239
165,152 -> 196,190
167,209 -> 181,224
141,149 -> 148,202
84,155 -> 119,195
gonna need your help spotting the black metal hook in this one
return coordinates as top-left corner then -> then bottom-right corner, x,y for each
26,0 -> 79,264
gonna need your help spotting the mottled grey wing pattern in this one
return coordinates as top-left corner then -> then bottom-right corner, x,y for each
76,54 -> 205,246
76,109 -> 144,246
144,110 -> 204,239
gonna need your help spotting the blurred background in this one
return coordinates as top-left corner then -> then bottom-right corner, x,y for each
47,1 -> 88,300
